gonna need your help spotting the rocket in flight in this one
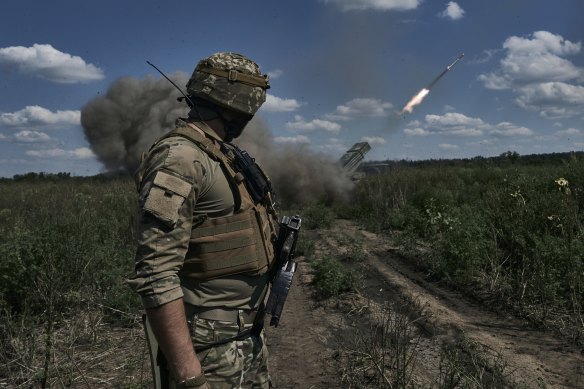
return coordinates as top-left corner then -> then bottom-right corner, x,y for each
400,53 -> 464,115
428,52 -> 464,89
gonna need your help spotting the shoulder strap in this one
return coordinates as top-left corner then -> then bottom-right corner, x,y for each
159,123 -> 243,212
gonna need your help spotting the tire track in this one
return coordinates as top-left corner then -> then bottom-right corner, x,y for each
348,220 -> 584,389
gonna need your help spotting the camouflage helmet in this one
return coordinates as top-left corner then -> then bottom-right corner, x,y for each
186,52 -> 270,116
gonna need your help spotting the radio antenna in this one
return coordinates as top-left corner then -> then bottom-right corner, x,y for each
146,60 -> 194,108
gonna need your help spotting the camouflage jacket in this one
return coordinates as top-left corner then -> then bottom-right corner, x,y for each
129,119 -> 272,309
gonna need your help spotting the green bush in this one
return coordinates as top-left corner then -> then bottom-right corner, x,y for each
310,255 -> 362,298
302,203 -> 335,229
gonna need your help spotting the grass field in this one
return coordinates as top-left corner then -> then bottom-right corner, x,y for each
345,154 -> 584,338
0,175 -> 142,387
1,152 -> 582,386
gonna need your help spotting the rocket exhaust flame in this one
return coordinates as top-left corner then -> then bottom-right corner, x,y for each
399,53 -> 463,115
401,88 -> 430,114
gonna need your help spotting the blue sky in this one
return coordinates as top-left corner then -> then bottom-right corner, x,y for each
1,0 -> 584,177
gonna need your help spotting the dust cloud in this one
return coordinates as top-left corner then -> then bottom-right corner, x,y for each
80,75 -> 353,206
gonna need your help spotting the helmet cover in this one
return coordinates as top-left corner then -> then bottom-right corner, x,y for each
186,52 -> 270,116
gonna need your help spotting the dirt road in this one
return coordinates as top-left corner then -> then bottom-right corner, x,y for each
267,219 -> 584,388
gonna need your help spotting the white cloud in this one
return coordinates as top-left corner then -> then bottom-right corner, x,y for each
556,127 -> 582,135
425,112 -> 486,128
424,112 -> 487,136
274,135 -> 310,144
438,143 -> 459,150
404,127 -> 431,136
491,122 -> 534,136
404,112 -> 534,139
0,158 -> 32,165
504,31 -> 581,57
286,115 -> 341,133
267,69 -> 283,79
361,136 -> 386,145
467,138 -> 500,147
515,82 -> 584,118
0,133 -> 6,140
0,44 -> 104,83
71,147 -> 95,159
479,31 -> 583,88
448,128 -> 484,136
325,98 -> 393,120
439,2 -> 465,20
480,31 -> 583,85
478,73 -> 511,90
26,147 -> 95,159
14,130 -> 51,143
322,0 -> 421,12
318,138 -> 347,153
0,105 -> 80,127
262,94 -> 301,112
468,49 -> 501,65
478,31 -> 584,118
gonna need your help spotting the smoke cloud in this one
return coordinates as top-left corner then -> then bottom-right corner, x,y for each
81,75 -> 353,206
81,73 -> 190,172
237,116 -> 354,206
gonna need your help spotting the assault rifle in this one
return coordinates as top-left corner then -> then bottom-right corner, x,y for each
264,215 -> 302,327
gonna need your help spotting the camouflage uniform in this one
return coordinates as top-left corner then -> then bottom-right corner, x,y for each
131,119 -> 273,388
190,316 -> 270,388
130,52 -> 275,389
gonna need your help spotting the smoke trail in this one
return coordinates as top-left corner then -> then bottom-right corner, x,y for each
81,75 -> 353,206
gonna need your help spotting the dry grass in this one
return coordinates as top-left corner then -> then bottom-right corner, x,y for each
1,308 -> 150,388
339,300 -> 422,389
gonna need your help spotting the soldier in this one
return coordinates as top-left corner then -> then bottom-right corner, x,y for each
130,52 -> 278,389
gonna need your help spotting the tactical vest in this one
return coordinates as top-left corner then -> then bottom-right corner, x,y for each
152,123 -> 279,280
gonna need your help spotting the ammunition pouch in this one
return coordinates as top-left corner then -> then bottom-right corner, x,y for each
180,209 -> 271,280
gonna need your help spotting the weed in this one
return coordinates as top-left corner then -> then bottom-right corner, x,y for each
438,337 -> 514,388
302,203 -> 335,229
310,255 -> 362,298
340,302 -> 420,388
334,234 -> 366,262
294,236 -> 315,258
